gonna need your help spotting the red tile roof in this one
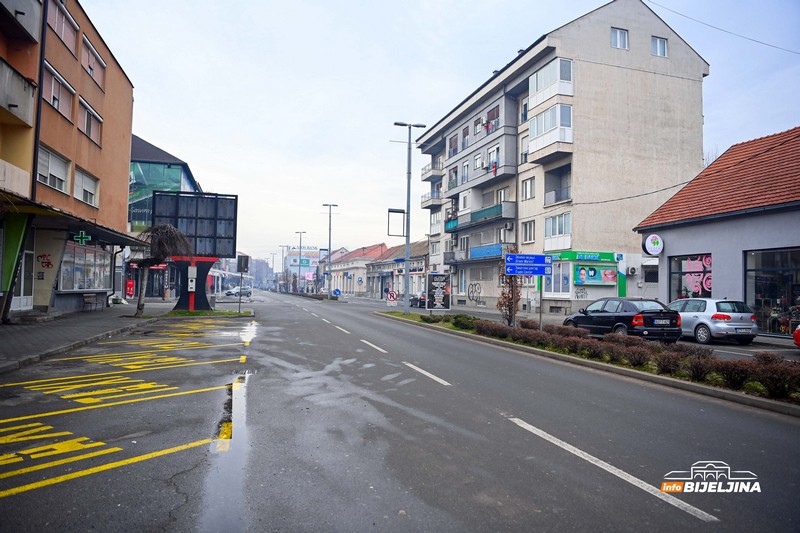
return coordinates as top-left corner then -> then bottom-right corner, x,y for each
635,126 -> 800,230
334,243 -> 388,263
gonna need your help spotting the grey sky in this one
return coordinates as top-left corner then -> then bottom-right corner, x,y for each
81,0 -> 800,263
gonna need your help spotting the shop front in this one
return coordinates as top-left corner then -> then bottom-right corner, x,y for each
745,247 -> 800,335
543,251 -> 625,313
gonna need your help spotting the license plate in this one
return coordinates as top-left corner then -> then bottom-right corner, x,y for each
653,319 -> 670,325
735,328 -> 750,333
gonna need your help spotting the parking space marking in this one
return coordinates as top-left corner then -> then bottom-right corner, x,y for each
402,362 -> 452,386
0,438 -> 212,499
27,375 -> 179,404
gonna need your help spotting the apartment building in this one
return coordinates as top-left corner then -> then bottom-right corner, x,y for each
417,0 -> 708,313
0,0 -> 137,317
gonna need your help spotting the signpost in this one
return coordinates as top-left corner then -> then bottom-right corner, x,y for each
386,290 -> 398,307
505,254 -> 551,329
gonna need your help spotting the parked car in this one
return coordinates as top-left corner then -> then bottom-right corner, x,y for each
225,286 -> 252,297
666,298 -> 757,345
563,297 -> 682,342
793,323 -> 800,348
410,292 -> 427,308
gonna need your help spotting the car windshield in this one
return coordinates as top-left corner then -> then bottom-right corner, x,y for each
630,300 -> 666,312
716,301 -> 752,313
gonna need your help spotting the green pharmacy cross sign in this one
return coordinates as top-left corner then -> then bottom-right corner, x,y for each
73,230 -> 92,245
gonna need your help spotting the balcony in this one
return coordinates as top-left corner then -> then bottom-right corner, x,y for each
0,0 -> 42,42
420,161 -> 444,182
421,191 -> 445,209
0,159 -> 31,197
443,243 -> 507,265
529,127 -> 573,165
444,201 -> 516,232
544,186 -> 571,206
0,57 -> 36,126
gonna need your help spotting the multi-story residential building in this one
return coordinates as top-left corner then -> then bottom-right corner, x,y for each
127,134 -> 202,299
417,0 -> 708,313
1,0 -> 138,318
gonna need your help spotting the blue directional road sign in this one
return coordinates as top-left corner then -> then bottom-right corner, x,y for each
504,253 -> 552,276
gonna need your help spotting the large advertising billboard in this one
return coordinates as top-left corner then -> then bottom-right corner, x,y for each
152,191 -> 238,258
574,264 -> 617,285
426,273 -> 451,310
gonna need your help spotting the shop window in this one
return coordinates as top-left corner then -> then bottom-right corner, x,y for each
670,254 -> 712,300
746,247 -> 800,334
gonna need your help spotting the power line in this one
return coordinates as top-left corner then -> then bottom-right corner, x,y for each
646,0 -> 800,55
572,180 -> 691,206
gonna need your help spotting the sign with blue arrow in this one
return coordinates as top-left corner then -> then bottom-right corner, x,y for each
504,254 -> 552,276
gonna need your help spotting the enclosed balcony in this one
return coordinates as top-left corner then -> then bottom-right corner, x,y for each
444,201 -> 516,233
421,190 -> 445,209
443,243 -> 507,265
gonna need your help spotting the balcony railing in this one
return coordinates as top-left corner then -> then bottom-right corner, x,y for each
485,118 -> 500,134
444,219 -> 459,232
0,57 -> 36,126
421,191 -> 445,209
420,161 -> 444,178
544,186 -> 572,206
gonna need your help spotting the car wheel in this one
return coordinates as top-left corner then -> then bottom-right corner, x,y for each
694,324 -> 712,344
613,325 -> 627,335
735,338 -> 754,345
564,320 -> 576,328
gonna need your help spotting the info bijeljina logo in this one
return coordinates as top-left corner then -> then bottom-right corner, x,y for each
660,461 -> 761,493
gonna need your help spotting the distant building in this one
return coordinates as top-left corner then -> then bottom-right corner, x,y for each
330,243 -> 388,297
416,0 -> 708,312
1,0 -> 139,317
365,241 -> 428,298
636,126 -> 800,336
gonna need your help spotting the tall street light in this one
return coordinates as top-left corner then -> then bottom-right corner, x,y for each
394,121 -> 426,315
323,203 -> 338,300
279,245 -> 290,292
295,231 -> 306,293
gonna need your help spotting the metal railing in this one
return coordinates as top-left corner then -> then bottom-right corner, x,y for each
544,186 -> 572,206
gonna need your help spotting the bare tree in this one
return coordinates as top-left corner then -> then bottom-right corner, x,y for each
497,246 -> 521,326
704,147 -> 720,168
134,224 -> 192,318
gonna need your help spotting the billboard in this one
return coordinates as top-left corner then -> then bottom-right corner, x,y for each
574,264 -> 617,285
152,191 -> 238,258
426,273 -> 451,310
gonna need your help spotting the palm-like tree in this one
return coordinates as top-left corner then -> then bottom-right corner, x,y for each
134,224 -> 192,318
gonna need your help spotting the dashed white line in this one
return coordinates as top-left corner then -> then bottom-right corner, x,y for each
301,308 -> 309,312
311,313 -> 319,317
360,339 -> 387,353
322,319 -> 331,324
402,362 -> 452,387
506,416 -> 719,523
335,326 -> 351,334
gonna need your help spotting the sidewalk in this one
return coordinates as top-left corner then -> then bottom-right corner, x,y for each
0,299 -> 177,375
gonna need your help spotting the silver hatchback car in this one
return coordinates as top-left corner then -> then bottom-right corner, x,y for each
667,298 -> 758,345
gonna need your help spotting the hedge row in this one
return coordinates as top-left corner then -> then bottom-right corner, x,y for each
472,320 -> 800,400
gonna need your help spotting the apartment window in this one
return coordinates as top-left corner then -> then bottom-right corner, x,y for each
42,62 -> 75,119
37,146 -> 69,193
459,235 -> 470,252
520,98 -> 529,123
431,241 -> 440,255
474,118 -> 482,136
531,104 -> 572,138
520,135 -> 529,163
78,98 -> 103,145
496,187 -> 509,203
448,135 -> 458,158
652,36 -> 668,57
497,227 -> 509,243
74,169 -> 99,206
611,27 -> 628,49
522,220 -> 535,243
522,177 -> 535,200
486,106 -> 500,133
462,126 -> 469,149
47,0 -> 78,52
545,262 -> 570,294
532,58 -> 573,94
545,212 -> 571,238
81,37 -> 107,88
474,153 -> 484,170
488,145 -> 500,171
462,161 -> 469,182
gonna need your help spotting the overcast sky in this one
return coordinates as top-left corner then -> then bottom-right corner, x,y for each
81,0 -> 800,264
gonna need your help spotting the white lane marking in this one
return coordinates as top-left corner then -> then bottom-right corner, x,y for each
311,313 -> 319,317
507,417 -> 719,523
335,326 -> 351,334
301,308 -> 309,312
402,362 -> 452,387
322,319 -> 331,324
360,339 -> 387,353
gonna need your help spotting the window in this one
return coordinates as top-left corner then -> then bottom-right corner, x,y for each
488,145 -> 500,167
497,227 -> 509,243
74,169 -> 99,206
670,254 -> 712,300
520,98 -> 529,123
531,104 -> 572,137
448,135 -> 458,158
459,235 -> 470,251
532,58 -> 573,94
496,187 -> 509,203
522,177 -> 535,200
59,242 -> 111,291
81,37 -> 107,87
474,153 -> 484,170
522,220 -> 535,243
611,27 -> 628,49
47,0 -> 78,52
449,167 -> 458,188
474,118 -> 482,136
461,193 -> 469,210
431,242 -> 440,255
545,212 -> 571,238
544,262 -> 570,294
37,145 -> 69,192
462,161 -> 469,182
78,98 -> 103,145
652,36 -> 668,57
520,135 -> 529,163
462,126 -> 469,149
42,62 -> 75,119
486,106 -> 500,133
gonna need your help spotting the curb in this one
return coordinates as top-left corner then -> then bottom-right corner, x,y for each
377,313 -> 800,419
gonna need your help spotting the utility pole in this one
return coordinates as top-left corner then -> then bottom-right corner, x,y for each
279,245 -> 290,292
295,231 -> 306,293
323,203 -> 338,299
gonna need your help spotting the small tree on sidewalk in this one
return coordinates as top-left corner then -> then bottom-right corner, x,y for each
497,246 -> 521,326
134,224 -> 192,318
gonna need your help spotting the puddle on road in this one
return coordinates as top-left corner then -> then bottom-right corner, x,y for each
198,373 -> 250,532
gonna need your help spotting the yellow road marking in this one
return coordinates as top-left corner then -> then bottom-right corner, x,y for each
0,359 -> 241,389
53,342 -> 245,361
0,439 -> 212,498
0,448 -> 122,479
239,356 -> 246,363
0,385 -> 229,424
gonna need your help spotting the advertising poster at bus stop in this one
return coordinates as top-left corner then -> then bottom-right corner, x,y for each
426,274 -> 451,310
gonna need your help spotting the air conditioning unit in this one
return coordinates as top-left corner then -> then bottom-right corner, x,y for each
627,266 -> 638,276
480,161 -> 487,169
504,222 -> 514,230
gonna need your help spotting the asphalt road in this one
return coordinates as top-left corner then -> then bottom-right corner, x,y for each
1,291 -> 798,531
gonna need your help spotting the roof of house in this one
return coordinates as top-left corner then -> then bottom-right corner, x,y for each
635,126 -> 800,231
334,243 -> 388,264
372,241 -> 429,263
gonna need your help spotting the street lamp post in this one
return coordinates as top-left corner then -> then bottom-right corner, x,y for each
279,245 -> 290,292
295,231 -> 306,293
323,203 -> 338,300
394,121 -> 426,315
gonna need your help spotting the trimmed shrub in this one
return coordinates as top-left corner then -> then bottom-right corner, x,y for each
452,314 -> 477,330
686,353 -> 714,382
420,314 -> 443,323
713,359 -> 754,390
753,351 -> 782,366
625,346 -> 652,367
751,359 -> 800,399
474,320 -> 505,337
655,351 -> 684,375
544,324 -> 589,338
602,333 -> 649,348
519,319 -> 540,330
576,338 -> 606,359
